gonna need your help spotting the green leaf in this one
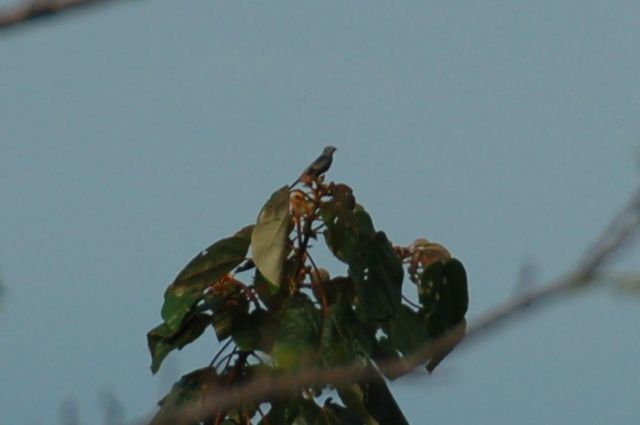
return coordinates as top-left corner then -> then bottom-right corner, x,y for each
418,258 -> 468,336
426,318 -> 467,374
336,385 -> 377,424
417,258 -> 468,373
350,230 -> 404,323
251,186 -> 292,288
252,268 -> 286,310
444,258 -> 469,325
418,261 -> 447,336
161,225 -> 253,331
387,304 -> 430,356
321,189 -> 403,323
272,295 -> 321,370
359,366 -> 410,425
286,398 -> 346,425
324,399 -> 366,425
259,401 -> 286,424
372,334 -> 403,379
320,302 -> 373,367
322,207 -> 375,264
147,313 -> 212,374
320,184 -> 359,262
211,285 -> 249,342
372,334 -> 400,362
150,367 -> 218,425
231,308 -> 275,352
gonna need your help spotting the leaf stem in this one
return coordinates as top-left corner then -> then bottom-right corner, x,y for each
209,339 -> 233,368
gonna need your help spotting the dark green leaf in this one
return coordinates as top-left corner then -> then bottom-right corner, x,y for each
147,313 -> 212,374
150,367 -> 218,425
418,261 -> 447,335
321,189 -> 403,323
387,305 -> 430,356
253,268 -> 284,308
320,276 -> 356,306
417,258 -> 469,372
320,185 -> 359,263
360,366 -> 410,425
272,295 -> 321,370
350,230 -> 404,323
419,258 -> 469,336
286,398 -> 345,425
259,401 -> 286,424
211,285 -> 249,342
251,186 -> 292,288
322,207 -> 374,264
372,335 -> 400,362
231,308 -> 275,352
336,385 -> 375,424
444,258 -> 469,325
426,318 -> 467,374
372,334 -> 404,379
161,225 -> 253,331
320,303 -> 373,367
324,399 -> 366,425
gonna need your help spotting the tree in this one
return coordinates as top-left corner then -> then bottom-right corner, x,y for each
146,162 -> 469,425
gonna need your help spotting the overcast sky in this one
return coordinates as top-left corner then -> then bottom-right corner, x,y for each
2,2 -> 640,424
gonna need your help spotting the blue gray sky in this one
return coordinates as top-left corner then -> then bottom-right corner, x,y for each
1,2 -> 640,424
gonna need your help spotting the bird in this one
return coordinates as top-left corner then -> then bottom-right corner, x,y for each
290,146 -> 337,187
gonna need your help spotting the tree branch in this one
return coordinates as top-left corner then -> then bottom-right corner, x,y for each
0,0 -> 122,31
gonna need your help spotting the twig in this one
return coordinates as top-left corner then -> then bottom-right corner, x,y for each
139,187 -> 640,425
209,339 -> 233,368
0,0 -> 122,31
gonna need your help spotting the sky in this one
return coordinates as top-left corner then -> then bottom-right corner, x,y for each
1,1 -> 640,424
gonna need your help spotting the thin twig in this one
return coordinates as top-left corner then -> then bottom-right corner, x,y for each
0,0 -> 122,31
209,339 -> 233,368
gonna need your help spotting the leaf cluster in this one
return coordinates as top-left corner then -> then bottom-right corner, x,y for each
147,180 -> 468,424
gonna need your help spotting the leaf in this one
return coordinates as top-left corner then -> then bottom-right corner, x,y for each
322,207 -> 374,264
320,184 -> 359,262
418,261 -> 447,336
211,284 -> 249,342
231,308 -> 275,352
259,401 -> 286,424
321,188 -> 403,323
426,318 -> 467,374
320,302 -> 373,367
251,186 -> 292,288
271,295 -> 321,370
161,225 -> 253,331
336,385 -> 377,424
147,313 -> 212,374
150,367 -> 218,425
324,399 -> 366,425
350,230 -> 404,323
372,335 -> 403,379
386,304 -> 430,356
419,258 -> 469,336
253,268 -> 284,308
285,398 -> 349,425
444,258 -> 469,325
359,365 -> 410,425
417,258 -> 469,372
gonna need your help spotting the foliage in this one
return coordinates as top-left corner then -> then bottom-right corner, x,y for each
147,171 -> 469,424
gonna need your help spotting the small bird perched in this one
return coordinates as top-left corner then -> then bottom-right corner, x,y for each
290,145 -> 337,187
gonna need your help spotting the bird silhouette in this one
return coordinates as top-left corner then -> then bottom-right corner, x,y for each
291,146 -> 337,187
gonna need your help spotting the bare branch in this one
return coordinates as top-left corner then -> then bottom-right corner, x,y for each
0,0 -> 122,31
139,187 -> 640,425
